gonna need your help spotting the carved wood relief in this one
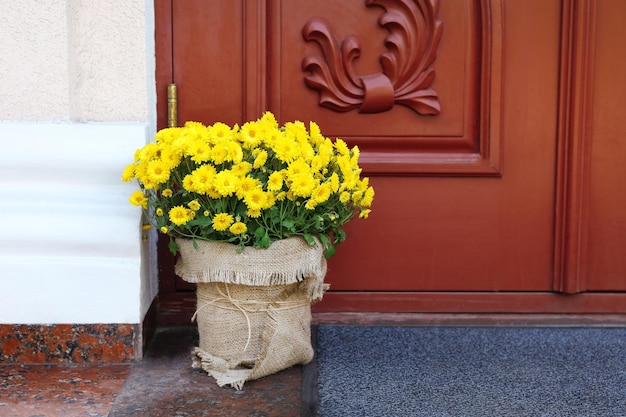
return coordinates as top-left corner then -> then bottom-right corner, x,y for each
270,0 -> 503,175
301,0 -> 443,115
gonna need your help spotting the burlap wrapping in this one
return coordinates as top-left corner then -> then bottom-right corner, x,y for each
174,237 -> 328,390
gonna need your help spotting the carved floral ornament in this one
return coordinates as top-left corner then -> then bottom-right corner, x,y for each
301,0 -> 443,115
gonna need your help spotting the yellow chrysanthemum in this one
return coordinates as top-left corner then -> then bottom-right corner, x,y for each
231,162 -> 252,177
162,189 -> 173,197
229,221 -> 247,235
146,160 -> 170,184
129,190 -> 148,208
188,200 -> 201,211
121,163 -> 135,182
213,170 -> 240,197
334,138 -> 350,156
311,182 -> 332,204
169,206 -> 194,226
273,136 -> 300,163
156,208 -> 164,216
361,186 -> 375,208
286,158 -> 311,178
339,191 -> 351,203
240,121 -> 262,149
253,150 -> 268,169
359,209 -> 372,219
267,171 -> 284,192
236,176 -> 261,199
243,188 -> 269,211
246,208 -> 261,218
159,147 -> 182,170
188,140 -> 212,163
189,165 -> 217,194
160,226 -> 168,233
212,213 -> 234,231
208,122 -> 233,143
289,173 -> 317,198
329,173 -> 340,192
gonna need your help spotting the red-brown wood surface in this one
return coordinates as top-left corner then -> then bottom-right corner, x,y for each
154,0 -> 626,319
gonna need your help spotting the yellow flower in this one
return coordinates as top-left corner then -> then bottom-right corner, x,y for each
267,171 -> 284,192
359,209 -> 372,219
361,186 -> 375,208
203,210 -> 210,217
329,173 -> 340,192
121,163 -> 135,182
289,173 -> 317,198
339,191 -> 351,203
129,190 -> 148,208
229,221 -> 247,235
213,170 -> 240,197
146,160 -> 170,184
240,121 -> 262,149
311,182 -> 332,204
162,189 -> 173,197
189,164 -> 217,194
188,140 -> 212,163
253,150 -> 268,169
142,224 -> 152,231
156,208 -> 164,216
169,206 -> 194,226
188,200 -> 201,211
231,162 -> 252,177
286,158 -> 311,178
273,135 -> 300,163
212,213 -> 234,231
246,208 -> 261,218
209,122 -> 233,143
334,138 -> 350,156
160,226 -> 168,233
244,188 -> 268,211
236,176 -> 261,199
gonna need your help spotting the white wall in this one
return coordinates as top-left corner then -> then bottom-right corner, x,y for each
0,0 -> 157,324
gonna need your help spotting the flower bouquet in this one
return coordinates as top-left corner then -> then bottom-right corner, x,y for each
122,111 -> 373,388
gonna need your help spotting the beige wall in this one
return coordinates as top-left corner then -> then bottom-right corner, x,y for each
0,0 -> 151,121
0,0 -> 157,324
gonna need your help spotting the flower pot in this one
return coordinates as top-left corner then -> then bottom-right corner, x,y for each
175,236 -> 327,390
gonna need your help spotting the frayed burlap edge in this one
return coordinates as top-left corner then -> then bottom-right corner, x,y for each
175,237 -> 327,291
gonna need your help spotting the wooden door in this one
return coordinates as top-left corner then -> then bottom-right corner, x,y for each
155,0 -> 626,322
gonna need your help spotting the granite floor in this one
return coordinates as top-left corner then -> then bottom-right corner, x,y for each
0,326 -> 303,417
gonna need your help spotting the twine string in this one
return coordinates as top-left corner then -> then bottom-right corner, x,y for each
192,283 -> 308,353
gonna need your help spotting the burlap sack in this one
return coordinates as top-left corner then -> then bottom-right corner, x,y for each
174,237 -> 328,390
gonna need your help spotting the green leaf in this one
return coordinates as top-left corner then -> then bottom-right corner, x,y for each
335,229 -> 347,244
192,240 -> 199,250
260,233 -> 271,248
168,239 -> 179,255
303,233 -> 316,246
254,226 -> 266,240
318,234 -> 335,258
282,219 -> 295,229
187,216 -> 213,227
